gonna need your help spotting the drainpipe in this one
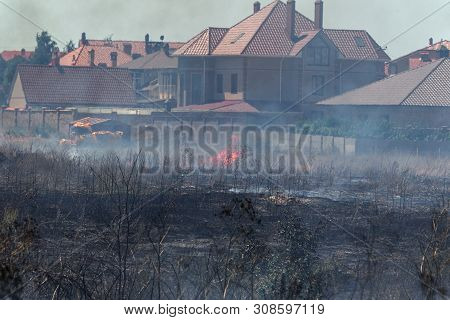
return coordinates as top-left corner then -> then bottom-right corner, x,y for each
203,57 -> 206,103
279,57 -> 287,103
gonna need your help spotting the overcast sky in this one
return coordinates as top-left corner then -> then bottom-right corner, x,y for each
1,0 -> 449,59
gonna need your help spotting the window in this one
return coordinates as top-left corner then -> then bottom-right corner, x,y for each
312,75 -> 325,96
354,37 -> 366,48
230,32 -> 245,44
420,53 -> 431,62
216,74 -> 224,94
307,47 -> 329,66
231,74 -> 238,94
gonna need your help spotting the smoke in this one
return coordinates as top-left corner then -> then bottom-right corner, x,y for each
1,0 -> 449,57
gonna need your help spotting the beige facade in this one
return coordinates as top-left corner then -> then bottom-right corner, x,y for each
8,74 -> 27,109
176,34 -> 386,108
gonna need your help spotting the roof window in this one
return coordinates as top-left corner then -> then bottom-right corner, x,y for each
230,33 -> 245,44
354,36 -> 366,48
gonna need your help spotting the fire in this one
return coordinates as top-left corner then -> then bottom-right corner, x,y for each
208,135 -> 241,167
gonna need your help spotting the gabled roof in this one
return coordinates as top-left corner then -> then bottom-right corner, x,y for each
174,0 -> 389,60
120,50 -> 178,70
175,28 -> 229,56
323,29 -> 389,60
390,39 -> 449,63
1,50 -> 33,61
60,45 -> 133,67
319,58 -> 450,107
83,40 -> 185,56
12,64 -> 137,107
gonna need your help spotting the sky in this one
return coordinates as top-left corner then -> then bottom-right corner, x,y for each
0,0 -> 449,59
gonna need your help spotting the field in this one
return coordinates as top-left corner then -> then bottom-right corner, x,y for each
0,136 -> 448,300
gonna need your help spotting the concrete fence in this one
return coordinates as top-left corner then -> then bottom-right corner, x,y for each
0,108 -> 77,137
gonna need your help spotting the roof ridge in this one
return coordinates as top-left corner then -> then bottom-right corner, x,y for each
318,59 -> 444,105
240,0 -> 280,55
176,28 -> 208,55
400,58 -> 446,105
214,0 -> 279,52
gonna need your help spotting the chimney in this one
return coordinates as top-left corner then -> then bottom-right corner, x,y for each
81,32 -> 88,45
20,48 -> 26,56
89,49 -> 95,66
51,48 -> 60,66
314,0 -> 324,30
254,1 -> 261,13
286,0 -> 296,41
429,37 -> 434,46
145,33 -> 151,54
110,51 -> 118,67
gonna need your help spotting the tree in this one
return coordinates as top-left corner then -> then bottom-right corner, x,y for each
1,56 -> 28,105
0,56 -> 6,104
31,31 -> 57,65
65,40 -> 75,53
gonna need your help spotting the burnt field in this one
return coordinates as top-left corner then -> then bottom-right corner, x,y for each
0,140 -> 448,300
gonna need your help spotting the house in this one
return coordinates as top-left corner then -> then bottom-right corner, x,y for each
386,38 -> 449,76
315,58 -> 450,127
7,64 -> 137,109
59,33 -> 184,68
59,45 -> 133,67
173,0 -> 389,108
0,49 -> 33,62
78,33 -> 184,58
120,49 -> 178,103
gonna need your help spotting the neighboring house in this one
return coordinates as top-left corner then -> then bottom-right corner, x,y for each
59,45 -> 133,67
78,33 -> 184,57
120,49 -> 178,103
173,0 -> 389,108
0,49 -> 33,62
7,64 -> 137,109
386,39 -> 449,76
316,58 -> 450,127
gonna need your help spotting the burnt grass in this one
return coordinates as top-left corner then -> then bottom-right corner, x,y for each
0,144 -> 448,299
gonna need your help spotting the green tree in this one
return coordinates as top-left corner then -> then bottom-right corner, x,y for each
31,31 -> 57,65
65,40 -> 75,53
1,56 -> 28,105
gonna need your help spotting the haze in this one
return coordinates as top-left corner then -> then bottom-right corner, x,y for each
1,0 -> 449,59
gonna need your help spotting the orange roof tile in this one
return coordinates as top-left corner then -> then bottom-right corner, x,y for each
84,40 -> 184,56
60,45 -> 133,67
175,0 -> 389,60
0,50 -> 33,61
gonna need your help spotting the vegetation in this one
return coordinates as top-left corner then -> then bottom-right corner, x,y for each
301,117 -> 450,142
0,141 -> 447,300
0,31 -> 57,105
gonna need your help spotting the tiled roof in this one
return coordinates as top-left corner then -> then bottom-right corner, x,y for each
319,58 -> 450,107
390,39 -> 450,63
173,100 -> 259,113
0,50 -> 33,61
175,0 -> 388,60
59,45 -> 133,67
120,50 -> 178,70
323,29 -> 389,60
175,28 -> 229,55
13,64 -> 137,107
70,117 -> 110,128
84,40 -> 184,56
403,58 -> 450,107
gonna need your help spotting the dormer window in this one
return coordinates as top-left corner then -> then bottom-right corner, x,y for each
420,53 -> 431,62
230,33 -> 245,44
354,36 -> 366,48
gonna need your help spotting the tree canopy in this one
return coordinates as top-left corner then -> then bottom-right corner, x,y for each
31,31 -> 57,65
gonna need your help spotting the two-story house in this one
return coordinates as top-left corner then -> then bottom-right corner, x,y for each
173,0 -> 389,109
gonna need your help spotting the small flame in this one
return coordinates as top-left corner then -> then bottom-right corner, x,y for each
208,134 -> 241,167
